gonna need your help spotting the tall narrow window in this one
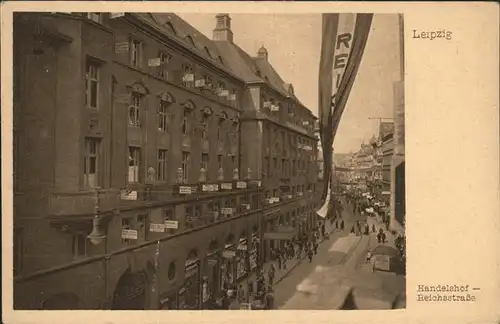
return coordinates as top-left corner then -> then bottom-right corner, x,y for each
182,109 -> 190,135
201,153 -> 209,171
85,61 -> 99,109
128,146 -> 141,183
158,52 -> 171,80
14,228 -> 23,276
182,64 -> 194,88
231,155 -> 236,172
129,95 -> 141,127
84,138 -> 100,188
157,149 -> 168,182
217,154 -> 223,171
72,233 -> 87,257
158,99 -> 170,132
137,214 -> 150,241
217,120 -> 223,143
182,151 -> 190,182
130,38 -> 142,68
201,114 -> 209,139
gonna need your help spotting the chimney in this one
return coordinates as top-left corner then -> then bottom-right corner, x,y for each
257,45 -> 268,60
213,13 -> 233,42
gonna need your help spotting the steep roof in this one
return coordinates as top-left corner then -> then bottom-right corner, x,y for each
214,41 -> 263,83
131,13 -> 235,76
253,56 -> 289,97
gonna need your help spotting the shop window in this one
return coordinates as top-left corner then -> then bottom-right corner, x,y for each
121,217 -> 133,245
168,262 -> 176,280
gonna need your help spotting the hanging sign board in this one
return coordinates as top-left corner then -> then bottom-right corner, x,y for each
121,229 -> 138,240
165,220 -> 179,229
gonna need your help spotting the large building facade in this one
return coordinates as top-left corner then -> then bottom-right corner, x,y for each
13,12 -> 319,310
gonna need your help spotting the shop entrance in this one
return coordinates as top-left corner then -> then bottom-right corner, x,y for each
112,270 -> 147,310
178,249 -> 201,310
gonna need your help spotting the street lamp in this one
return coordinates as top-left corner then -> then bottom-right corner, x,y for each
88,187 -> 106,245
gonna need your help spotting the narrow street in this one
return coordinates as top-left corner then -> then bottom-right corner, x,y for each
273,202 -> 366,308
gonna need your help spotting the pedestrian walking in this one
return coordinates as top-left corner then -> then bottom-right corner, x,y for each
307,248 -> 313,263
372,224 -> 376,233
268,264 -> 275,286
350,225 -> 356,234
340,220 -> 345,230
237,284 -> 245,302
313,242 -> 318,255
264,287 -> 275,310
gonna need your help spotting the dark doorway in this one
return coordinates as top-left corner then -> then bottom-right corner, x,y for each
112,270 -> 147,310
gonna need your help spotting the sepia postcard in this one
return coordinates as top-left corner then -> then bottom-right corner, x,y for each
1,1 -> 499,324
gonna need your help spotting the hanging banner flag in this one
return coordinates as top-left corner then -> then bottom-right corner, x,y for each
317,13 -> 373,218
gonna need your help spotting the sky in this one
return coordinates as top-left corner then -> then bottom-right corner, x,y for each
178,13 -> 402,154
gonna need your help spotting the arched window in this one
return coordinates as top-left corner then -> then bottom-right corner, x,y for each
182,101 -> 196,135
158,92 -> 174,132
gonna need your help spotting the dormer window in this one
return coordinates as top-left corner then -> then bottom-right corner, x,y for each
86,13 -> 102,23
166,22 -> 177,35
204,46 -> 212,58
185,36 -> 196,47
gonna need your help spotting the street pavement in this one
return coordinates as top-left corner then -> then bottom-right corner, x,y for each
273,202 -> 366,308
276,203 -> 406,310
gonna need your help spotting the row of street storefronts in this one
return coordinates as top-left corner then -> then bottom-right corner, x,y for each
106,207 -> 318,310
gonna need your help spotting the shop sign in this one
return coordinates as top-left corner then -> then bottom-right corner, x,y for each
178,186 -> 192,195
120,189 -> 138,201
190,185 -> 198,194
165,220 -> 179,229
221,208 -> 233,215
236,181 -> 247,189
149,223 -> 166,233
202,184 -> 219,192
221,183 -> 233,190
121,229 -> 138,240
222,250 -> 236,259
185,261 -> 199,277
115,42 -> 129,53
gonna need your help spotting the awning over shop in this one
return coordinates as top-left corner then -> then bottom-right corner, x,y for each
264,225 -> 297,241
237,238 -> 248,251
